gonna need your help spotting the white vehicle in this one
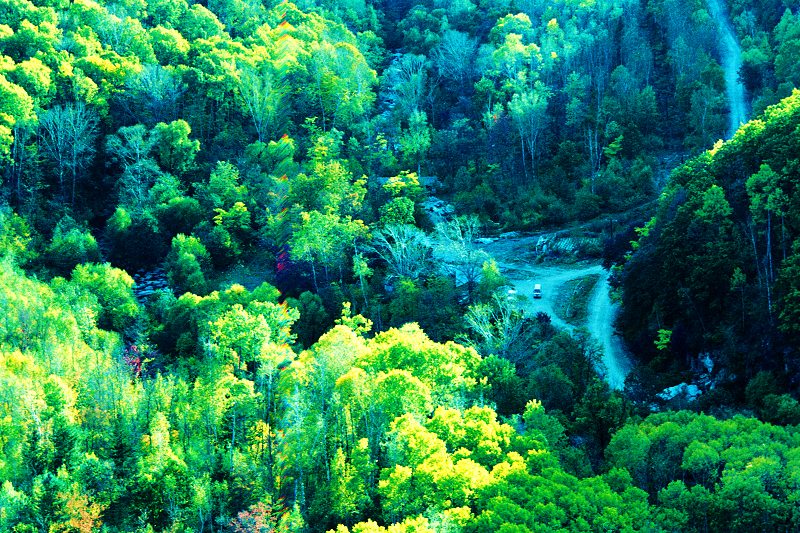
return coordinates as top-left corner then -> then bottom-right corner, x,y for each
533,284 -> 542,299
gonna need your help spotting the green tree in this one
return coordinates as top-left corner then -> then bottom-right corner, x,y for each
398,110 -> 431,176
165,234 -> 211,295
106,124 -> 160,213
0,72 -> 34,162
151,119 -> 200,178
70,263 -> 139,332
369,224 -> 432,281
435,215 -> 489,301
45,217 -> 101,276
290,210 -> 367,290
747,163 -> 786,315
237,65 -> 286,143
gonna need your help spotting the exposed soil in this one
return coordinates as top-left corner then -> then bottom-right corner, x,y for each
482,234 -> 633,389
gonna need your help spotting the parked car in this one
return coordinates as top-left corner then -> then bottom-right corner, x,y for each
533,284 -> 542,298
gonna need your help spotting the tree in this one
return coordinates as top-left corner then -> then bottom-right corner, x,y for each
508,82 -> 550,181
45,217 -> 101,276
369,224 -> 433,281
387,54 -> 427,119
330,440 -> 374,524
379,197 -> 415,226
237,65 -> 286,143
289,210 -> 367,290
353,253 -> 373,311
435,215 -> 489,301
289,130 -> 367,216
476,259 -> 507,302
196,161 -> 247,210
688,82 -> 726,147
38,103 -> 98,204
208,303 -> 272,376
106,124 -> 160,213
125,64 -> 185,125
0,73 -> 34,163
228,500 -> 293,533
747,163 -> 787,316
398,110 -> 431,176
165,234 -> 211,295
777,241 -> 800,340
70,263 -> 139,332
462,294 -> 537,365
433,30 -> 478,91
306,40 -> 377,131
151,120 -> 199,177
0,210 -> 33,264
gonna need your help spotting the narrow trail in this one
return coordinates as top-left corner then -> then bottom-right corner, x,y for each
483,236 -> 632,389
587,268 -> 631,389
706,0 -> 748,137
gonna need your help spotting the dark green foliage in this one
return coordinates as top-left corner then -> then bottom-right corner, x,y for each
620,91 -> 800,391
44,217 -> 100,276
607,411 -> 800,532
477,354 -> 526,416
287,290 -> 332,349
165,233 -> 211,295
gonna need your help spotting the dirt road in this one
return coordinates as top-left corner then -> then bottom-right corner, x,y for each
706,0 -> 748,137
483,235 -> 632,389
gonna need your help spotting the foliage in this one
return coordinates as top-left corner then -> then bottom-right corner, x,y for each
607,411 -> 800,532
620,90 -> 800,388
3,0 -> 800,530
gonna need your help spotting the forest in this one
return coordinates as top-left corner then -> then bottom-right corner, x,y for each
2,0 -> 800,531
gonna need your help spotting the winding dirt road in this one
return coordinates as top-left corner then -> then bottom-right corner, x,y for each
482,235 -> 632,389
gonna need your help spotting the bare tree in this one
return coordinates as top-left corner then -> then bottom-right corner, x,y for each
369,224 -> 433,280
435,215 -> 489,301
462,293 -> 537,364
237,66 -> 285,143
106,124 -> 160,212
433,30 -> 478,91
387,53 -> 427,118
38,103 -> 99,205
509,82 -> 551,181
126,64 -> 186,126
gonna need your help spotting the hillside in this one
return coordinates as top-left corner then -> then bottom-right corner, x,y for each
2,0 -> 800,531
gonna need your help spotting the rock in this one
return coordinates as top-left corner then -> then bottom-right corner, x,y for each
657,382 -> 702,402
700,353 -> 714,373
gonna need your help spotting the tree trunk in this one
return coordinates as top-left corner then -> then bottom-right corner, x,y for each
71,165 -> 77,206
766,211 -> 773,318
230,407 -> 237,473
767,210 -> 773,284
311,262 -> 318,292
58,166 -> 65,201
748,221 -> 762,287
360,275 -> 369,311
781,214 -> 786,261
